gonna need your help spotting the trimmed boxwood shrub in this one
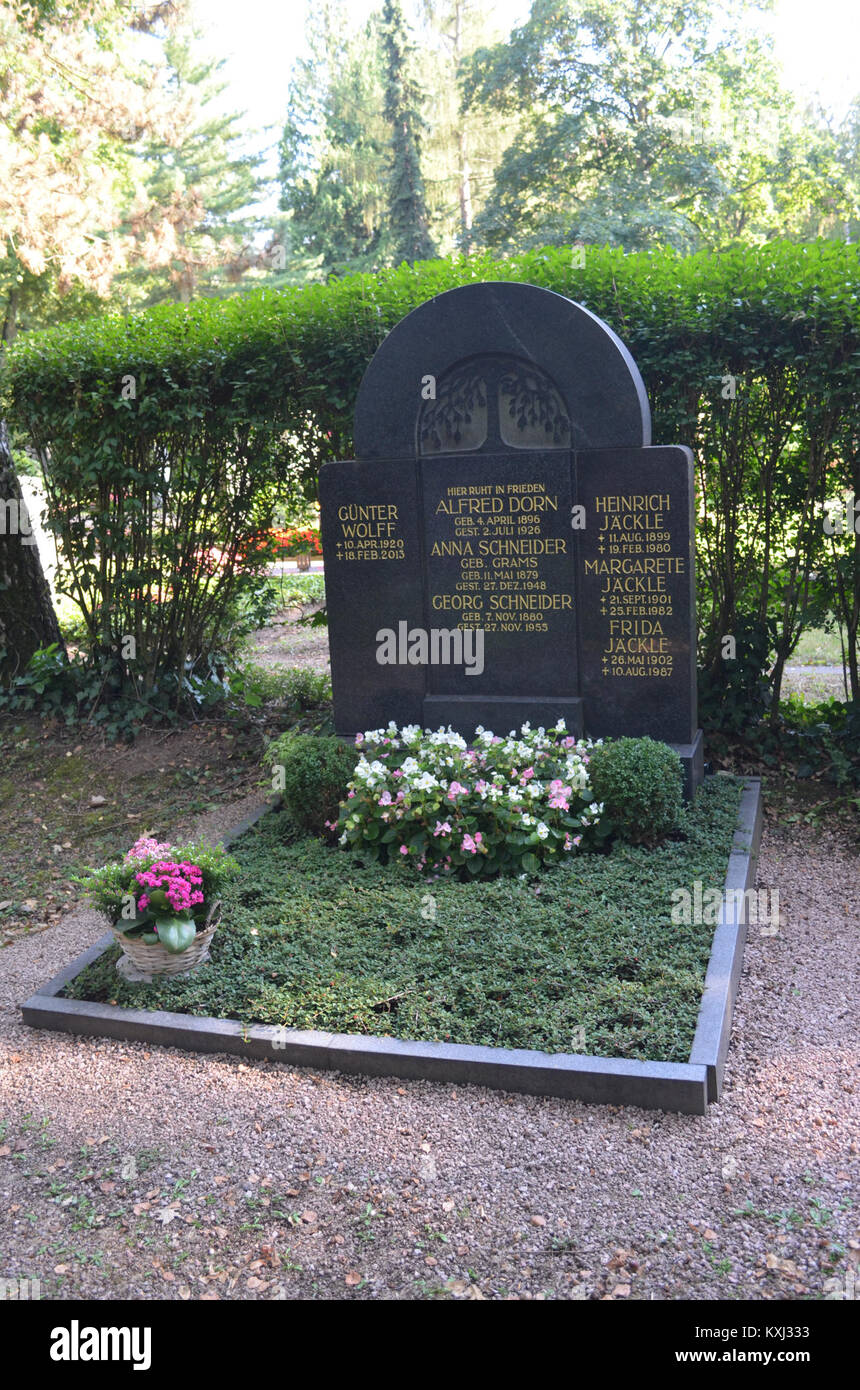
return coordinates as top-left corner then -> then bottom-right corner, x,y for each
2,239 -> 859,711
587,737 -> 684,845
265,732 -> 358,836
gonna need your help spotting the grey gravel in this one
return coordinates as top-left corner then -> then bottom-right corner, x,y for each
0,810 -> 857,1302
782,666 -> 852,702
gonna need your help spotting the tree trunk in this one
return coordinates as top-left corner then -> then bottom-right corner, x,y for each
2,287 -> 19,346
451,0 -> 473,244
458,126 -> 473,241
0,420 -> 65,684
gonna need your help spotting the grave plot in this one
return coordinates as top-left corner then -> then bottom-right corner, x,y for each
23,770 -> 762,1116
23,284 -> 763,1114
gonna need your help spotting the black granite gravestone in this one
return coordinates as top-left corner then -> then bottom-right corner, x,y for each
319,282 -> 703,797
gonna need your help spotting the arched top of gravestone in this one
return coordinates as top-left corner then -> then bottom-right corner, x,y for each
353,281 -> 651,459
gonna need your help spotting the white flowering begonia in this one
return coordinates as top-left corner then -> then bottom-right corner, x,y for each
338,720 -> 605,876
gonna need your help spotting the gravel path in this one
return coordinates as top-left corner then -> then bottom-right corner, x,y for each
246,611 -> 855,702
1,812 -> 857,1302
782,666 -> 852,702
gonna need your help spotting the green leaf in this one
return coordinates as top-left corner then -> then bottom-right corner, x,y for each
153,916 -> 198,954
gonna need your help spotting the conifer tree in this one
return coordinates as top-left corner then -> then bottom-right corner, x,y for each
381,0 -> 437,264
279,2 -> 389,279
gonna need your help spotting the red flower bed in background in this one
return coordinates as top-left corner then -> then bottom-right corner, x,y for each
244,525 -> 322,559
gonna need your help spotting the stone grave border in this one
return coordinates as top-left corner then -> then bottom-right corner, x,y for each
22,780 -> 762,1116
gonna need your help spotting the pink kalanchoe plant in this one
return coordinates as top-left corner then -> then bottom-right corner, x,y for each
134,860 -> 205,915
77,836 -> 238,956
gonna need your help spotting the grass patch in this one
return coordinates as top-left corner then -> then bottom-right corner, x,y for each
260,572 -> 326,611
65,776 -> 745,1063
791,625 -> 846,667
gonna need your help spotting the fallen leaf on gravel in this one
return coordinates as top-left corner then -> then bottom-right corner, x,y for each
54,1265 -> 66,1274
132,1203 -> 150,1215
766,1253 -> 800,1278
607,1249 -> 634,1269
703,1229 -> 718,1242
613,1284 -> 631,1297
0,1146 -> 10,1157
99,1181 -> 115,1194
446,1279 -> 469,1296
464,1285 -> 486,1300
531,1215 -> 546,1227
155,1209 -> 177,1225
179,1287 -> 191,1301
442,1199 -> 455,1212
345,1271 -> 361,1286
301,1210 -> 317,1224
247,1277 -> 268,1291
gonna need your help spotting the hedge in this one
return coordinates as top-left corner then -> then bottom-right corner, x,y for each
2,239 -> 859,706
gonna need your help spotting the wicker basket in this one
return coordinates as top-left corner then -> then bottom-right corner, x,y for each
113,901 -> 221,979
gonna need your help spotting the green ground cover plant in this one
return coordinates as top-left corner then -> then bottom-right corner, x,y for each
65,775 -> 744,1062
